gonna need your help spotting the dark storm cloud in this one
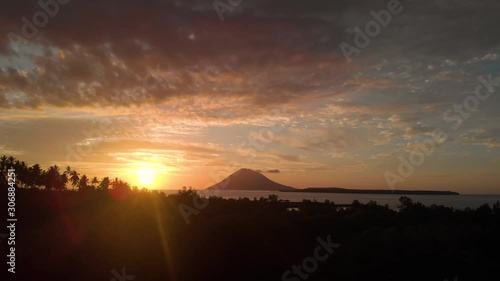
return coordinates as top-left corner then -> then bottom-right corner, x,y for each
0,0 -> 499,109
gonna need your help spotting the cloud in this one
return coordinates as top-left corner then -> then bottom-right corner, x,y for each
0,0 -> 347,109
266,169 -> 280,173
276,126 -> 374,152
459,129 -> 500,148
0,0 -> 498,112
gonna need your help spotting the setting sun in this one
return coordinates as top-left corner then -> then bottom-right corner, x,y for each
137,167 -> 157,186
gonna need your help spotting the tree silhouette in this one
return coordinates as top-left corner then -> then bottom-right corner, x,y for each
0,155 -> 9,185
91,177 -> 99,190
13,160 -> 28,188
99,177 -> 110,191
0,155 -> 7,170
28,164 -> 43,188
59,173 -> 68,191
69,169 -> 80,191
111,177 -> 131,191
0,155 -> 135,192
78,175 -> 89,191
45,165 -> 66,191
7,156 -> 15,166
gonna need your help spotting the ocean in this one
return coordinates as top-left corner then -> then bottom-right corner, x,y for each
161,189 -> 500,210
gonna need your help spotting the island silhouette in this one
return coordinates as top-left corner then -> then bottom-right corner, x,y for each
206,168 -> 296,191
206,168 -> 458,195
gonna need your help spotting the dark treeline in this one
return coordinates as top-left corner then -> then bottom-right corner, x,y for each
0,155 -> 137,192
1,156 -> 500,281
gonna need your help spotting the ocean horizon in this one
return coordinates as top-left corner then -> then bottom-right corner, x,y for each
160,189 -> 500,210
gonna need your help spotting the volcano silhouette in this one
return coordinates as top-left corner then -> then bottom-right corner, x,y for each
206,168 -> 296,191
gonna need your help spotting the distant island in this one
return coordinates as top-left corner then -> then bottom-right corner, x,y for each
281,187 -> 460,196
206,168 -> 296,191
205,168 -> 459,195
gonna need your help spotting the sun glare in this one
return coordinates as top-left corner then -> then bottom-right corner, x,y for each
137,167 -> 157,186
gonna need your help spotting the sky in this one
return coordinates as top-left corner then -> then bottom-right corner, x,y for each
0,0 -> 499,194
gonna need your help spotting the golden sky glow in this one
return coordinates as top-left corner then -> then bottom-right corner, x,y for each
0,0 -> 499,194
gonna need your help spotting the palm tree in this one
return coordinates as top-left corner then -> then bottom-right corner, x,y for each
99,177 -> 110,191
20,161 -> 28,187
7,155 -> 15,163
111,177 -> 119,189
27,164 -> 42,188
0,155 -> 8,185
7,156 -> 15,168
91,176 -> 99,190
70,170 -> 80,191
0,155 -> 7,171
45,165 -> 61,190
39,165 -> 67,191
57,173 -> 68,191
111,177 -> 131,192
78,175 -> 89,191
14,160 -> 29,188
1,156 -> 16,185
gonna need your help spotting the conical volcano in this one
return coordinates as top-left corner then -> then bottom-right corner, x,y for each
206,168 -> 296,191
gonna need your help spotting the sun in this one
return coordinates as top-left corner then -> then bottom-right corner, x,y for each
137,167 -> 157,186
